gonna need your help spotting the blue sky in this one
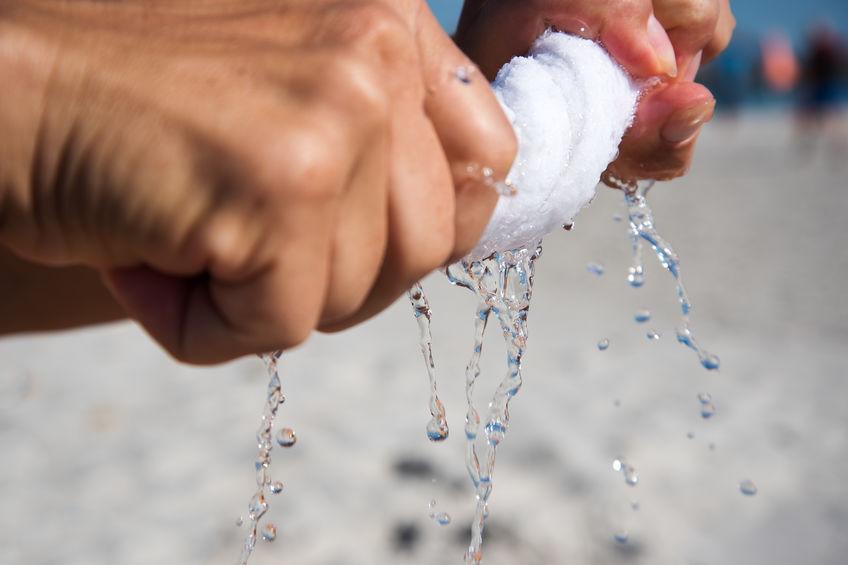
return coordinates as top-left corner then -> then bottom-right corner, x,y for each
428,0 -> 848,44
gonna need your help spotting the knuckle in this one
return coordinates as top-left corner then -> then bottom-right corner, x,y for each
341,2 -> 418,69
248,125 -> 346,205
321,54 -> 391,128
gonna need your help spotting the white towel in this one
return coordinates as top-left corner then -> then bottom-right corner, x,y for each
468,32 -> 640,260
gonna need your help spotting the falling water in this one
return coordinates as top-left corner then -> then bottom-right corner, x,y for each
236,351 -> 290,565
445,244 -> 542,565
408,283 -> 449,442
620,180 -> 720,371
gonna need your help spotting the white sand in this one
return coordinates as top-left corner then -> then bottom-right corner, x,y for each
1,113 -> 847,565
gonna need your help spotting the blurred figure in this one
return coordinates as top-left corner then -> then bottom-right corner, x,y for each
795,23 -> 847,161
761,32 -> 799,93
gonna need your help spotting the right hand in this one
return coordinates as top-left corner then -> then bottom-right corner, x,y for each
0,0 -> 516,363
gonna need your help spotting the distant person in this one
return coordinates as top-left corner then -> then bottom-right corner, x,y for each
796,23 -> 847,160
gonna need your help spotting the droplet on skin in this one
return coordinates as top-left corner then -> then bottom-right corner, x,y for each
455,66 -> 473,84
276,428 -> 296,447
634,309 -> 651,323
597,338 -> 610,351
269,481 -> 284,495
739,479 -> 758,496
261,523 -> 277,542
586,262 -> 605,276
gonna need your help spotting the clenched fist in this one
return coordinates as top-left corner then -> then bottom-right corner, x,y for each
0,0 -> 516,363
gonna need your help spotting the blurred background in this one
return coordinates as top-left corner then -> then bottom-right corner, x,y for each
1,1 -> 847,565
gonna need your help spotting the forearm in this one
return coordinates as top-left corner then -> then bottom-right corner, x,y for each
0,6 -> 125,334
0,245 -> 126,334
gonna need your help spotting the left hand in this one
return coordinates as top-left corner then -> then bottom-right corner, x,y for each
455,0 -> 736,182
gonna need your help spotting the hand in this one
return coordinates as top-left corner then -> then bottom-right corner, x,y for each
455,0 -> 735,182
0,0 -> 516,363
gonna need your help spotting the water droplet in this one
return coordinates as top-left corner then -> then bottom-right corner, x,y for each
631,500 -> 641,511
697,392 -> 712,404
432,512 -> 452,526
613,530 -> 629,544
708,442 -> 716,451
235,516 -> 244,527
613,458 -> 639,486
634,309 -> 651,323
276,428 -> 296,447
627,266 -> 645,287
686,431 -> 695,439
612,213 -> 623,223
426,417 -> 449,442
562,222 -> 575,231
455,66 -> 473,84
700,353 -> 721,371
739,479 -> 758,496
261,523 -> 277,542
586,262 -> 605,276
248,493 -> 268,521
646,329 -> 661,340
597,338 -> 610,351
700,402 -> 716,419
269,481 -> 284,495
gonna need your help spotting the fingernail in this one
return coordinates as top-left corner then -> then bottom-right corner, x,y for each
661,101 -> 715,144
647,14 -> 677,78
683,51 -> 703,82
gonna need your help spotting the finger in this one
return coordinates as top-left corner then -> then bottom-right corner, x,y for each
608,81 -> 714,181
652,0 -> 720,76
416,6 -> 516,261
600,11 -> 678,78
317,113 -> 390,326
703,0 -> 736,62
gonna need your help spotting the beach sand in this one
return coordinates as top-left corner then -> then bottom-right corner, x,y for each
1,112 -> 847,565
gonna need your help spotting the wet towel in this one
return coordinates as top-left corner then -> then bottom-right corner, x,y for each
469,32 -> 640,260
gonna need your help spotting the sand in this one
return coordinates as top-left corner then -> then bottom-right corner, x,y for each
1,112 -> 847,565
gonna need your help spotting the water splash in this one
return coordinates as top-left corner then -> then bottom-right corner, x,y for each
446,245 -> 542,565
236,351 -> 288,565
408,283 -> 449,442
621,181 -> 720,370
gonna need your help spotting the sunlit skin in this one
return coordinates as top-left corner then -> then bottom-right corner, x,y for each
0,0 -> 734,364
